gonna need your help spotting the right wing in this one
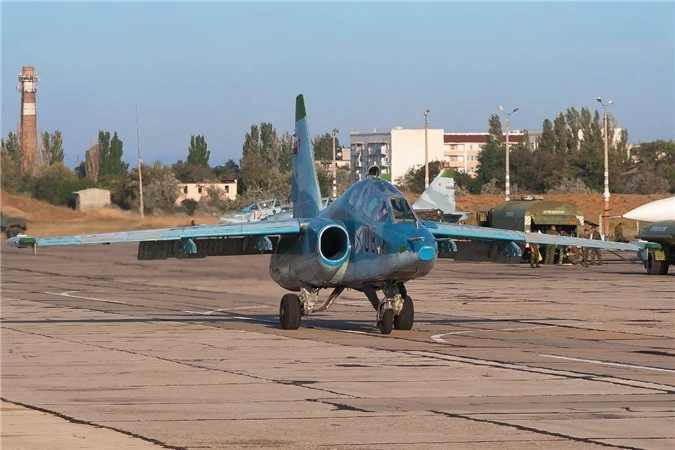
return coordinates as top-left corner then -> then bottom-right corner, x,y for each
422,221 -> 641,252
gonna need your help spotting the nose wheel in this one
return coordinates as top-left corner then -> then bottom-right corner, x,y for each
394,295 -> 414,330
378,308 -> 394,335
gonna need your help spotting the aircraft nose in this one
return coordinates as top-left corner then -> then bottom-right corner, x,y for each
418,245 -> 436,262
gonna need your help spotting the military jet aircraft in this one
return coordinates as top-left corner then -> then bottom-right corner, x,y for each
624,197 -> 675,275
219,198 -> 289,223
412,169 -> 469,223
6,95 -> 642,334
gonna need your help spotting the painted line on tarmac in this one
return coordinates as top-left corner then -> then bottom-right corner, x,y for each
183,305 -> 269,315
44,291 -> 124,304
539,354 -> 675,373
431,326 -> 549,342
409,350 -> 674,392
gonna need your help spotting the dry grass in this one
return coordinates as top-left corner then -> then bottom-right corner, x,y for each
1,189 -> 669,239
1,190 -> 219,237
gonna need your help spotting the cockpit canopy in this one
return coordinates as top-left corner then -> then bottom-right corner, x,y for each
342,178 -> 417,224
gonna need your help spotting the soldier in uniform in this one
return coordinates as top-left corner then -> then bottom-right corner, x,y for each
580,228 -> 590,267
589,226 -> 603,265
614,222 -> 628,243
529,242 -> 541,268
544,225 -> 558,264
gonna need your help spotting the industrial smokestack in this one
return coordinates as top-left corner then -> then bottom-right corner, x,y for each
17,66 -> 40,176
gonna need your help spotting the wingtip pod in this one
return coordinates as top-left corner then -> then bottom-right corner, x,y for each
295,94 -> 307,122
6,235 -> 36,248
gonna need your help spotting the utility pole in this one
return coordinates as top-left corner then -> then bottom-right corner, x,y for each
136,105 -> 144,218
597,97 -> 614,239
332,128 -> 339,199
424,108 -> 430,188
497,105 -> 519,202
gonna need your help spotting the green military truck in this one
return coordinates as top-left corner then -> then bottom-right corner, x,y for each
472,199 -> 585,263
1,212 -> 28,238
477,199 -> 584,236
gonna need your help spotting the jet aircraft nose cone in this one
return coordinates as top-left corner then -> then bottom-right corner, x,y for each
418,245 -> 436,262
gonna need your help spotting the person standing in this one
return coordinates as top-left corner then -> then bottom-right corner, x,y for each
614,222 -> 629,243
580,228 -> 590,267
544,225 -> 558,264
529,242 -> 541,268
589,226 -> 603,265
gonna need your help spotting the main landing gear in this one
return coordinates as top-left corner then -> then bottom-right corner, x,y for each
278,282 -> 415,335
278,285 -> 344,330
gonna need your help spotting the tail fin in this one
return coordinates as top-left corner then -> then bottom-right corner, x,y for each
290,94 -> 322,218
413,169 -> 457,214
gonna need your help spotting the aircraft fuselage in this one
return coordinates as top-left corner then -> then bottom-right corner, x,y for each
269,178 -> 437,291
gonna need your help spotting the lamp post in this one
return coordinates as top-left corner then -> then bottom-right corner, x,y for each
135,105 -> 144,218
497,105 -> 519,202
597,97 -> 614,239
424,108 -> 430,188
331,128 -> 339,199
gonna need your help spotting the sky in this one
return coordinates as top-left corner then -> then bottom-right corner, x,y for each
2,1 -> 674,168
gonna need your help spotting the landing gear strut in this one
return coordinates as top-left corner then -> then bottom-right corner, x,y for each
366,282 -> 415,334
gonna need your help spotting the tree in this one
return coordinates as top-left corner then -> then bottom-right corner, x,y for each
212,159 -> 239,181
242,125 -> 261,159
98,131 -> 128,178
259,122 -> 279,165
32,163 -> 93,207
630,140 -> 675,192
538,119 -> 555,154
312,133 -> 341,160
565,107 -> 581,152
396,160 -> 445,194
277,131 -> 293,172
624,170 -> 670,194
1,151 -> 22,192
172,160 -> 213,183
476,114 -> 504,186
124,161 -> 180,213
553,113 -> 569,156
186,135 -> 210,167
41,130 -> 64,165
242,122 -> 291,170
1,131 -> 21,164
84,144 -> 100,182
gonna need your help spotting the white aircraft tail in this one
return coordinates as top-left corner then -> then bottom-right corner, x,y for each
413,169 -> 456,213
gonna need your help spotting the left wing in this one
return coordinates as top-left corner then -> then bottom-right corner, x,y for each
422,221 -> 641,252
6,219 -> 303,260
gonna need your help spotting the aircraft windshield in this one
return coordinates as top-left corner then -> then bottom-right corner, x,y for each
390,197 -> 416,223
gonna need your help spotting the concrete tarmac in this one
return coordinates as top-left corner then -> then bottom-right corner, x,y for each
1,244 -> 673,449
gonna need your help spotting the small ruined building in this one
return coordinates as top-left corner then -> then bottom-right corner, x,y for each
175,181 -> 238,205
73,188 -> 112,211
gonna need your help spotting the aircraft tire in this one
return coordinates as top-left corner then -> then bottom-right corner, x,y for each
379,309 -> 394,335
280,294 -> 302,330
659,261 -> 669,275
394,296 -> 414,330
646,252 -> 665,276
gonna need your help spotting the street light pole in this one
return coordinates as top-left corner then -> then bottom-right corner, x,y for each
424,108 -> 430,188
497,105 -> 519,202
597,97 -> 614,239
135,105 -> 144,218
332,128 -> 339,199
